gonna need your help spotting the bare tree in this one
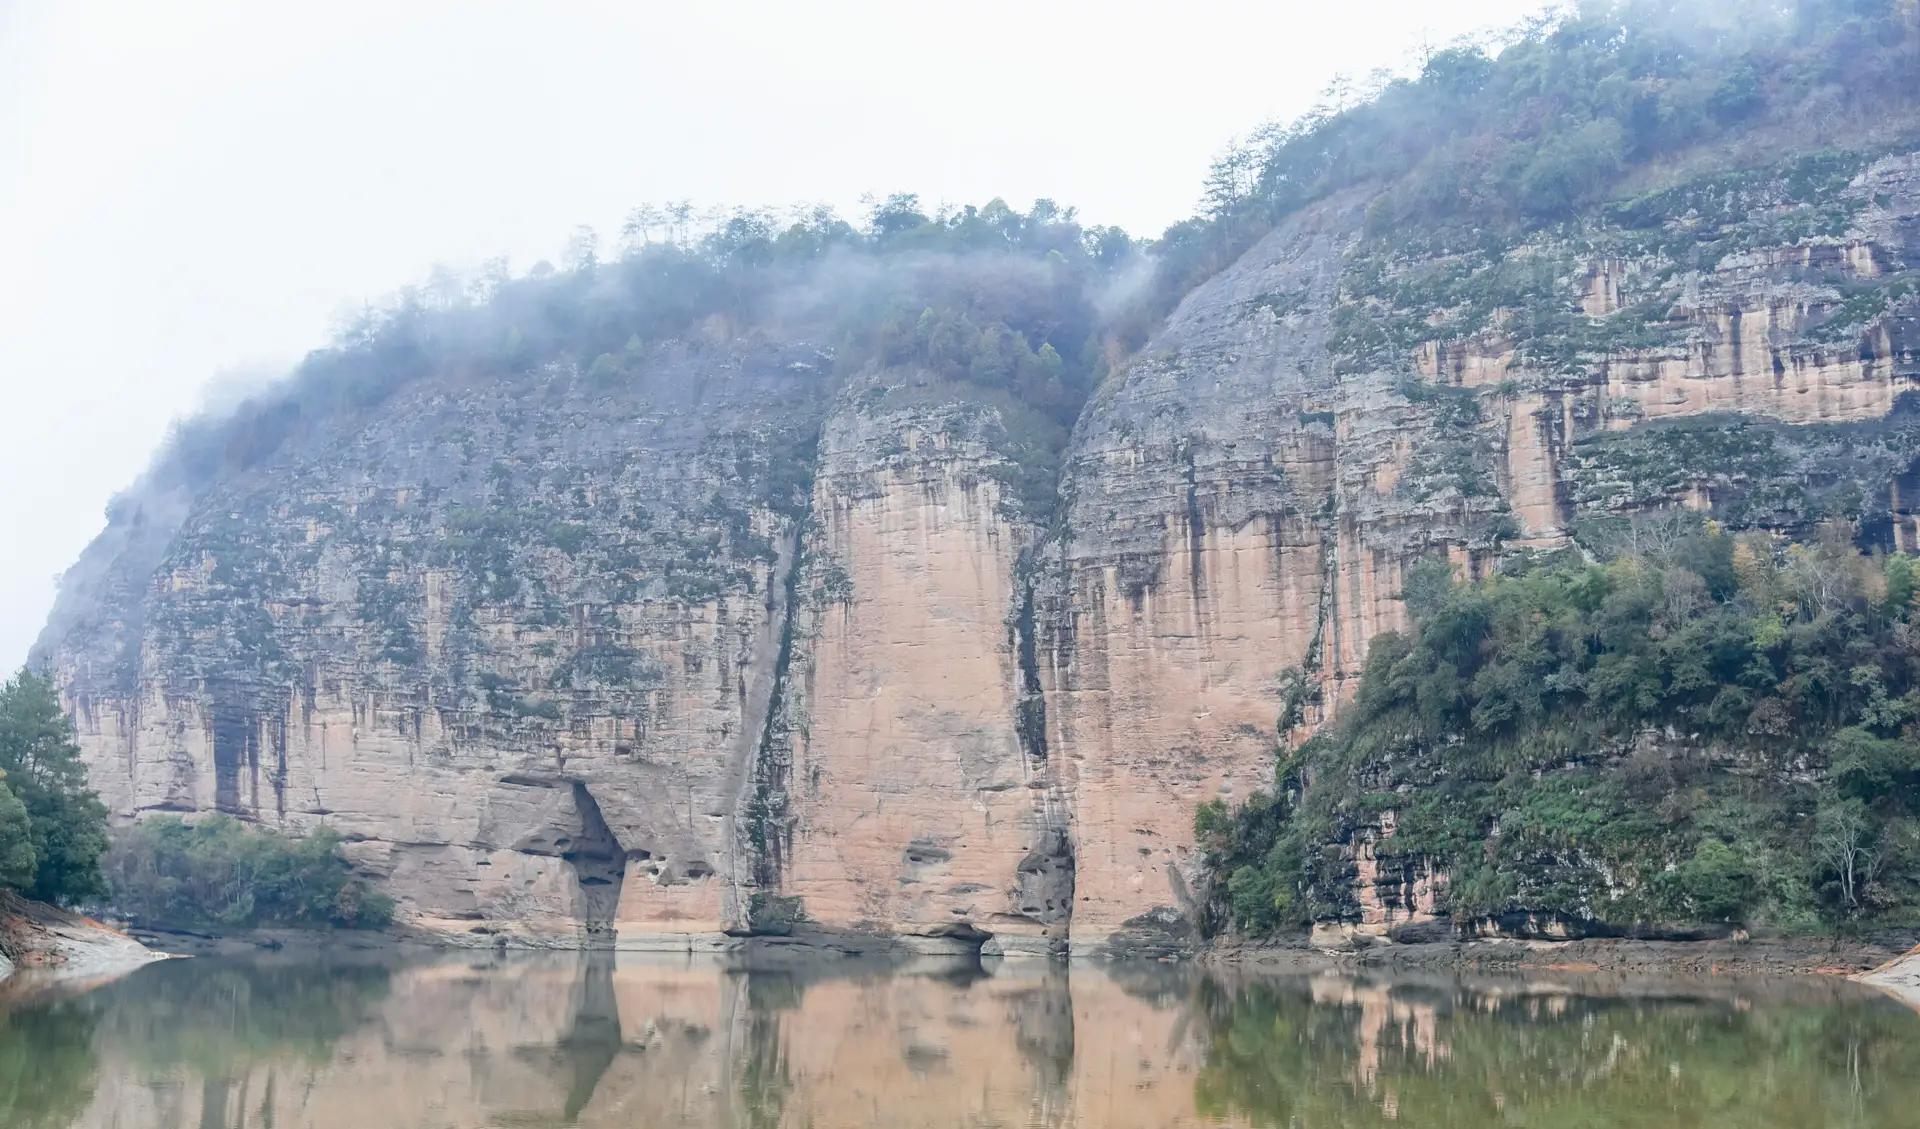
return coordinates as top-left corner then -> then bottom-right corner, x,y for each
1816,800 -> 1882,912
665,201 -> 695,247
1202,138 -> 1261,219
1621,508 -> 1696,565
620,204 -> 664,252
1663,566 -> 1708,625
469,256 -> 511,305
424,263 -> 466,311
1783,529 -> 1866,619
563,225 -> 599,273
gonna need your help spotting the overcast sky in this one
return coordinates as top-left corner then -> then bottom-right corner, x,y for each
0,0 -> 1547,668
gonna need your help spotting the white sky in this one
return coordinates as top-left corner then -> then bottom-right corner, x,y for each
0,0 -> 1545,668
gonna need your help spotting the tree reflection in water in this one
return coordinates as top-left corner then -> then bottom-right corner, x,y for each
0,989 -> 99,1129
0,953 -> 393,1129
1191,971 -> 1920,1128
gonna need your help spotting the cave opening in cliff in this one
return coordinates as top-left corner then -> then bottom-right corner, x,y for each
564,782 -> 625,941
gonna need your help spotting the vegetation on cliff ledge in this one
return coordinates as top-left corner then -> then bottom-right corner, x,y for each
1200,520 -> 1920,936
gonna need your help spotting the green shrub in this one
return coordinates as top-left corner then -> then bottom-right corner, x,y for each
746,892 -> 804,936
102,815 -> 394,930
1659,838 -> 1758,923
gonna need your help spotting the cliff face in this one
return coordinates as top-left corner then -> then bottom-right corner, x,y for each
772,399 -> 1063,954
47,340 -> 834,944
38,149 -> 1920,954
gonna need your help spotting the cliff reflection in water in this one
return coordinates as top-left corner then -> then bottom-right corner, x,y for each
2,950 -> 1918,1128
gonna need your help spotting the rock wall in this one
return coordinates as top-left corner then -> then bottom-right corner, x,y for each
46,340 -> 836,946
774,401 -> 1063,954
36,151 -> 1920,954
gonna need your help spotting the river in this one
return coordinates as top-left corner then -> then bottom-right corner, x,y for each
1,949 -> 1915,1127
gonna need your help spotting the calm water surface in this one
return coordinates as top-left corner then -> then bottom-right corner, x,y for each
1,949 -> 1916,1128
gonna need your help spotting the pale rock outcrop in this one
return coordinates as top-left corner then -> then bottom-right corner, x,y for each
774,400 -> 1064,952
0,892 -> 162,984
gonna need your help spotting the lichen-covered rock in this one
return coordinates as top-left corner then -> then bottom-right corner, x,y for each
46,340 -> 834,946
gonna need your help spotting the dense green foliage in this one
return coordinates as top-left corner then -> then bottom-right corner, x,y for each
0,779 -> 35,891
0,670 -> 108,905
102,815 -> 393,930
1202,522 -> 1920,935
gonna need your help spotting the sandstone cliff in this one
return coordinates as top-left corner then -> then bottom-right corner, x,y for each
36,141 -> 1920,954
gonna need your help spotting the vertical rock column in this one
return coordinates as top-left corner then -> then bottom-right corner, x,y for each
774,409 -> 1060,952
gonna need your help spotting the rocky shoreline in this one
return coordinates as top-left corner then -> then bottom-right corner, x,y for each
0,892 -> 165,989
116,915 -> 1920,992
1859,945 -> 1920,1008
1204,932 -> 1919,978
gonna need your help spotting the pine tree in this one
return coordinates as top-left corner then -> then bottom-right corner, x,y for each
0,670 -> 108,904
0,773 -> 36,891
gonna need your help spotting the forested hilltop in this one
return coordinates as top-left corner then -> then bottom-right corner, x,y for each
33,0 -> 1920,955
